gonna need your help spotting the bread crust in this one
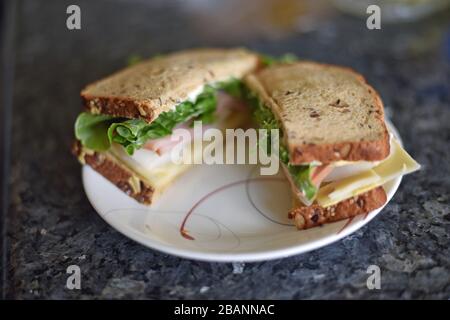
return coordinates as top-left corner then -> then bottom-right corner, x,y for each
82,96 -> 155,122
72,141 -> 154,204
288,186 -> 387,229
244,61 -> 390,164
291,139 -> 390,164
81,48 -> 260,123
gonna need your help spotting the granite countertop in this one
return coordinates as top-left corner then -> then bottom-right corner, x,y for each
2,0 -> 450,299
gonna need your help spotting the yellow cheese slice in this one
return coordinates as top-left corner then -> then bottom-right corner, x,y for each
373,139 -> 419,179
327,170 -> 381,200
107,140 -> 204,190
142,144 -> 204,189
316,139 -> 420,207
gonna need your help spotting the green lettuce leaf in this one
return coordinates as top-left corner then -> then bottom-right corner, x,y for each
126,53 -> 163,66
74,81 -> 232,155
215,78 -> 243,98
107,86 -> 217,154
244,87 -> 318,201
74,113 -> 116,151
126,54 -> 143,66
260,53 -> 298,66
286,164 -> 317,200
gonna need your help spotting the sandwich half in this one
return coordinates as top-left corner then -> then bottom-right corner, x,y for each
73,48 -> 260,204
243,61 -> 420,229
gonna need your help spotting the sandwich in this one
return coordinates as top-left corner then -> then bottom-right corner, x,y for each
72,48 -> 260,204
243,61 -> 420,229
73,48 -> 419,230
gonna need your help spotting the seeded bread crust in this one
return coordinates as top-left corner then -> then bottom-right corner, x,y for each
72,141 -> 154,204
81,48 -> 260,122
244,61 -> 390,164
288,186 -> 387,230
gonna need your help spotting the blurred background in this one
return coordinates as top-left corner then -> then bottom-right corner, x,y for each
1,0 -> 449,299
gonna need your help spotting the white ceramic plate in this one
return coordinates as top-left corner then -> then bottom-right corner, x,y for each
83,123 -> 402,262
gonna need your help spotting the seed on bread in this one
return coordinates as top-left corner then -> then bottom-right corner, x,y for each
289,186 -> 387,230
329,99 -> 349,109
309,111 -> 320,118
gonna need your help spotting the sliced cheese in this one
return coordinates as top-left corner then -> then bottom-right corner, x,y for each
316,138 -> 420,207
109,140 -> 204,189
324,160 -> 379,182
373,139 -> 419,179
327,170 -> 381,200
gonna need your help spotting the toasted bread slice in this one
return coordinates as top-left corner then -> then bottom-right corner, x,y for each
288,186 -> 387,229
244,61 -> 390,164
81,48 -> 260,122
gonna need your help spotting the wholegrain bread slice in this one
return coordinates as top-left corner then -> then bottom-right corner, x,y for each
72,141 -> 155,204
82,48 -> 260,122
244,61 -> 390,164
288,186 -> 387,229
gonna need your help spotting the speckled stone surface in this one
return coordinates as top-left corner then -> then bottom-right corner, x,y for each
3,0 -> 450,299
